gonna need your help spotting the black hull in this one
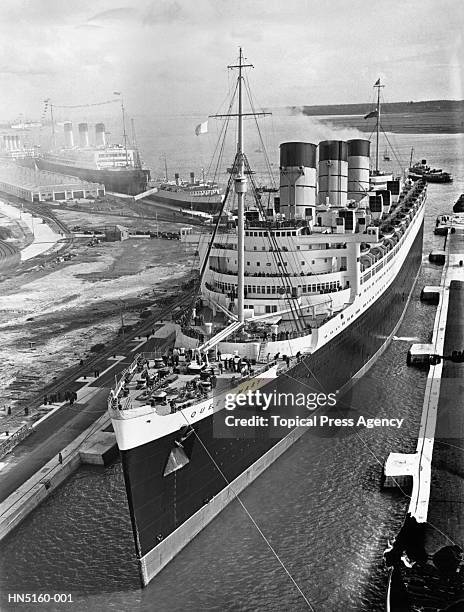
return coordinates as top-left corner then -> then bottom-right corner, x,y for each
35,158 -> 150,196
146,193 -> 223,214
120,221 -> 424,564
408,172 -> 452,184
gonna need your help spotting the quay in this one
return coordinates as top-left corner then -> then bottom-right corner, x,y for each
384,212 -> 464,609
0,311 -> 190,541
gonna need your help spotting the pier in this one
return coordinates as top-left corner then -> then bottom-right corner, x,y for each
384,213 -> 464,608
384,213 -> 464,523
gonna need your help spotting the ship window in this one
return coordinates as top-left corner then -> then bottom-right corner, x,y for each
253,246 -> 257,251
301,261 -> 305,265
296,245 -> 300,250
262,246 -> 266,251
247,261 -> 250,266
257,262 -> 260,266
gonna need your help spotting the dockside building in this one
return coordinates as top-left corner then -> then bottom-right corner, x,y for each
0,161 -> 105,202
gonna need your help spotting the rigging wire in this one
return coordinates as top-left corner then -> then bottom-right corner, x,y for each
51,98 -> 121,109
178,410 -> 316,611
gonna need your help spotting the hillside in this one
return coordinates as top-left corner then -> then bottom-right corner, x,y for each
293,99 -> 464,116
288,100 -> 464,134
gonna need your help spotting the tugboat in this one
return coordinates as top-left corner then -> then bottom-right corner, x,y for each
408,150 -> 453,183
108,52 -> 428,587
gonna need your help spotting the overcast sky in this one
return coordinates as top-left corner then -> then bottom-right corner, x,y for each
0,0 -> 462,120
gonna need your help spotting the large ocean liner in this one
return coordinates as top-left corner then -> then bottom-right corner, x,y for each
108,51 -> 428,587
31,121 -> 150,196
18,98 -> 150,195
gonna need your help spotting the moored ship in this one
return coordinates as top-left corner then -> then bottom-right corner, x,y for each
108,52 -> 428,587
31,121 -> 150,196
148,171 -> 224,212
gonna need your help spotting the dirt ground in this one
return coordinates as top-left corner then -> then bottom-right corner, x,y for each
0,206 -> 199,409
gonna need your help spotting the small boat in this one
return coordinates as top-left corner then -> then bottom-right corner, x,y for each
408,158 -> 453,184
383,149 -> 390,161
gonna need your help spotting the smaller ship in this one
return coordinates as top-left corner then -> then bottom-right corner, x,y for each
383,148 -> 391,161
408,152 -> 452,183
148,169 -> 224,213
453,194 -> 464,213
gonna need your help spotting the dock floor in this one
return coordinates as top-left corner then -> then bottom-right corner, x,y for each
426,278 -> 464,551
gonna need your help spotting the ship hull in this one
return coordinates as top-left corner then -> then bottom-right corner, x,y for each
34,158 -> 150,196
146,191 -> 223,213
120,219 -> 424,585
408,171 -> 452,184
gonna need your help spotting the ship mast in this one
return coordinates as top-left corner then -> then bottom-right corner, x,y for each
409,147 -> 414,168
374,78 -> 384,173
210,49 -> 268,323
114,92 -> 129,166
235,49 -> 247,323
46,99 -> 56,150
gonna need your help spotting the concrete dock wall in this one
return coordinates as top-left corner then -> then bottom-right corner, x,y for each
0,413 -> 115,542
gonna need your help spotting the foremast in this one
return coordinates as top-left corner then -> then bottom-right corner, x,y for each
374,78 -> 384,174
232,49 -> 249,323
210,48 -> 268,323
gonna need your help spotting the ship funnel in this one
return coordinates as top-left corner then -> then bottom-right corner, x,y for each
318,140 -> 348,207
279,142 -> 317,220
190,172 -> 195,185
95,122 -> 106,147
347,139 -> 370,201
78,122 -> 89,147
64,122 -> 74,148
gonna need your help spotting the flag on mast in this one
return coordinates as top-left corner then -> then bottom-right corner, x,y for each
374,78 -> 381,86
195,121 -> 208,136
364,108 -> 379,119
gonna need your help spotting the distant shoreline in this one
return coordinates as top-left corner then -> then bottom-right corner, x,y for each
282,99 -> 464,134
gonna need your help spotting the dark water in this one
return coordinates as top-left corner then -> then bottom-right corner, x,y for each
0,129 -> 463,612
